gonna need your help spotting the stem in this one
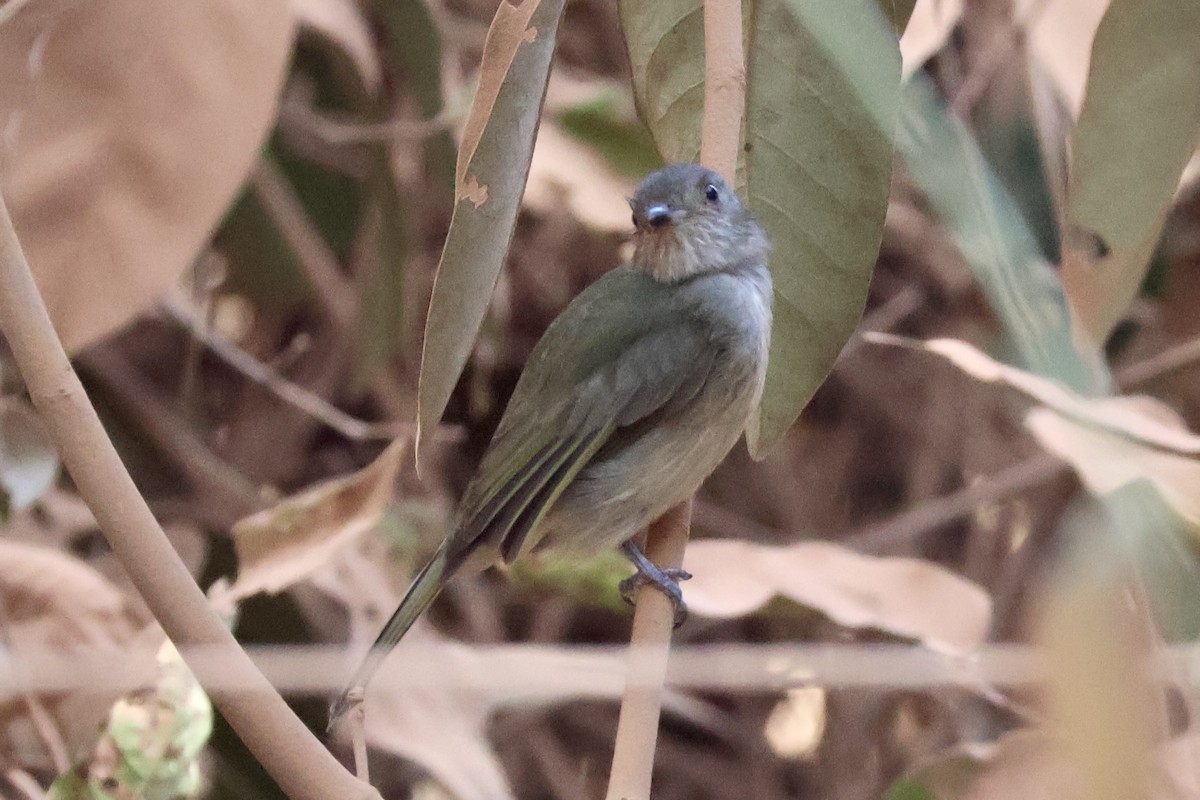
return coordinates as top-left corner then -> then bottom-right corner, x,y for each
604,500 -> 693,800
606,0 -> 746,795
0,190 -> 378,800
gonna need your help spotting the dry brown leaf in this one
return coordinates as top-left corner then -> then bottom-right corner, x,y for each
1027,0 -> 1113,116
871,335 -> 1200,533
682,539 -> 992,653
868,335 -> 1200,455
1026,404 -> 1200,530
0,541 -> 150,769
291,0 -> 382,94
0,539 -> 138,651
524,121 -> 637,232
0,0 -> 292,352
222,436 -> 407,601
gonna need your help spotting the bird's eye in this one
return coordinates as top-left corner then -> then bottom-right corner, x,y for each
704,183 -> 720,203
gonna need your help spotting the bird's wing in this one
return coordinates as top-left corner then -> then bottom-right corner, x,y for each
444,269 -> 718,568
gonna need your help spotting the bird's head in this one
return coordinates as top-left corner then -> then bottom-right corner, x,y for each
628,163 -> 769,282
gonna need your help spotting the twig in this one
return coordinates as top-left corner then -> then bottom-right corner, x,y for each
250,157 -> 358,331
0,189 -> 379,800
3,769 -> 46,800
606,0 -> 746,794
77,346 -> 263,522
947,0 -> 1055,118
279,97 -> 461,146
1115,333 -> 1200,387
161,295 -> 407,442
844,451 -> 1068,552
21,693 -> 69,773
605,501 -> 694,800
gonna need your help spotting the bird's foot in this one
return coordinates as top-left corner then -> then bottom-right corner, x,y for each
619,541 -> 692,627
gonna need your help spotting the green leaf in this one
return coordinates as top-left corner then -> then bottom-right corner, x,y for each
619,0 -> 900,456
883,778 -> 939,800
897,77 -> 1108,393
1063,0 -> 1200,346
416,0 -> 567,462
619,0 -> 705,165
746,0 -> 900,455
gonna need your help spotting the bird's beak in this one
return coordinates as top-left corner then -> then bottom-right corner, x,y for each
646,203 -> 673,229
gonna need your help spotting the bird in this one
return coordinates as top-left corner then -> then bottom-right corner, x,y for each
331,162 -> 772,723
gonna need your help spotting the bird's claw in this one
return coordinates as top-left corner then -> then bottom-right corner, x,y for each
619,565 -> 692,627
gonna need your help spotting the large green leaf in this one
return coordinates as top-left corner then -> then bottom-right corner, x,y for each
747,0 -> 900,454
1063,0 -> 1200,347
620,0 -> 901,456
416,0 -> 567,461
897,77 -> 1108,394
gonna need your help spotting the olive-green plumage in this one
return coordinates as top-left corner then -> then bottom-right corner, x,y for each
333,164 -> 772,719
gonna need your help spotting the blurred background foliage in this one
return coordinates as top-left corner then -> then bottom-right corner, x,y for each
2,0 -> 1200,798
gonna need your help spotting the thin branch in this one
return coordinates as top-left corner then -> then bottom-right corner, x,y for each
0,189 -> 379,800
606,501 -> 694,800
1116,333 -> 1200,387
250,157 -> 358,331
606,0 -> 746,795
77,346 -> 263,523
843,451 -> 1068,552
278,96 -> 461,146
161,295 -> 406,442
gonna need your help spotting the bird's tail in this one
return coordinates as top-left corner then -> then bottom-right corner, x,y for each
328,545 -> 452,726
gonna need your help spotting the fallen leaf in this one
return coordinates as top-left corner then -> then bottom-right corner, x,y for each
222,436 -> 408,601
416,0 -> 567,463
683,539 -> 992,653
0,540 -> 148,769
764,686 -> 826,759
0,539 -> 138,650
0,0 -> 292,352
870,335 -> 1200,534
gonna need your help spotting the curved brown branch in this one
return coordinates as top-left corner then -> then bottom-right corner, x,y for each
0,190 -> 379,800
